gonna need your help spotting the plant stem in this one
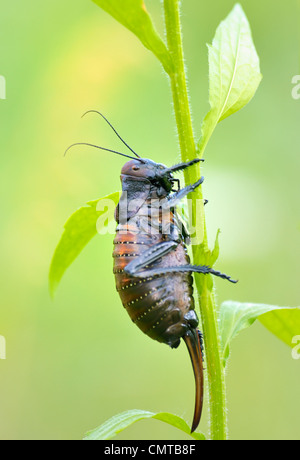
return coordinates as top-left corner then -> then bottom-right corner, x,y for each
163,0 -> 227,440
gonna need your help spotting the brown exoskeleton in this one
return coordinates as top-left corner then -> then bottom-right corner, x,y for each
67,111 -> 237,432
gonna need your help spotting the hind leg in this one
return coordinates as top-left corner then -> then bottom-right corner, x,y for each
131,264 -> 238,284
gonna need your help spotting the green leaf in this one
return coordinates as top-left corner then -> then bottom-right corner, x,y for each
219,301 -> 300,367
83,409 -> 206,440
92,0 -> 173,75
49,192 -> 120,297
259,308 -> 300,348
198,4 -> 262,156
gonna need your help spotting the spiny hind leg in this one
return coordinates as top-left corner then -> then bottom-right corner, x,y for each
132,264 -> 238,283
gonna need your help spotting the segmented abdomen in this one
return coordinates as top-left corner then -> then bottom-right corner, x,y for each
113,212 -> 198,348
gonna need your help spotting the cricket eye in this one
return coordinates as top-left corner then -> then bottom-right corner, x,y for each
132,166 -> 140,171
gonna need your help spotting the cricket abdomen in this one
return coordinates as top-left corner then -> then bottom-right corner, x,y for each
113,209 -> 198,348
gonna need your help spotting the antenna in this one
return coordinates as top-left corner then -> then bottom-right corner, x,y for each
64,142 -> 144,161
82,110 -> 141,158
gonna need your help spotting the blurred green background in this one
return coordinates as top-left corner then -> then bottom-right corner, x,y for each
0,0 -> 299,440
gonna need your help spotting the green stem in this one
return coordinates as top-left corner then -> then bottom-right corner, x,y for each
163,0 -> 227,440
